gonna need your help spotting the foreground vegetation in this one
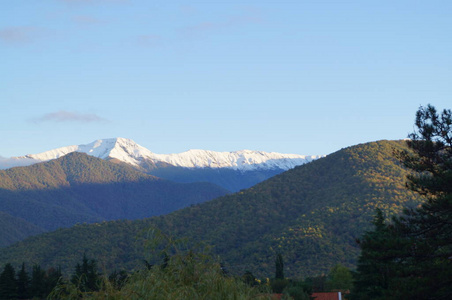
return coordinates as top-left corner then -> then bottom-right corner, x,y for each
0,252 -> 352,300
3,229 -> 352,299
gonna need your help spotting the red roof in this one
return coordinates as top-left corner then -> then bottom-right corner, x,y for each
311,292 -> 341,300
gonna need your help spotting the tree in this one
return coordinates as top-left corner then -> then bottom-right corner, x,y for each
396,104 -> 452,298
51,230 -> 269,300
30,264 -> 46,299
71,254 -> 100,292
351,209 -> 411,299
326,263 -> 353,292
45,267 -> 63,296
0,263 -> 17,299
242,270 -> 257,286
353,105 -> 452,299
16,263 -> 30,300
275,253 -> 284,280
283,281 -> 312,300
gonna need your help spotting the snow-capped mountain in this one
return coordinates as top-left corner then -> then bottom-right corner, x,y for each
1,138 -> 324,191
8,137 -> 322,172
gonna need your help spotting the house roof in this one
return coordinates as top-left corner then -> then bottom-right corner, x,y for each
311,292 -> 341,300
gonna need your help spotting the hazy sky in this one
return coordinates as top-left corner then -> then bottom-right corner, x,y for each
1,1 -> 451,157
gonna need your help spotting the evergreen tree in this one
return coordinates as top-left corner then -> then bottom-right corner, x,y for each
353,105 -> 452,299
45,267 -> 63,296
30,264 -> 46,299
16,263 -> 30,300
351,209 -> 412,299
395,104 -> 452,298
0,263 -> 17,300
161,252 -> 169,270
71,254 -> 100,292
275,253 -> 284,280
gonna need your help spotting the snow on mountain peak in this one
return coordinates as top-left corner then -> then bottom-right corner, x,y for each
18,138 -> 153,167
2,138 -> 323,171
151,149 -> 321,170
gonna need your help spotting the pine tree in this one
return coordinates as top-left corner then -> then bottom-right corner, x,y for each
16,263 -> 30,300
351,209 -> 412,299
45,267 -> 63,296
353,105 -> 452,299
394,104 -> 452,298
30,264 -> 46,299
71,254 -> 100,292
0,263 -> 18,300
275,253 -> 284,280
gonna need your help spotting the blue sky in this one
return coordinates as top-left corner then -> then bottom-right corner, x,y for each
1,0 -> 451,157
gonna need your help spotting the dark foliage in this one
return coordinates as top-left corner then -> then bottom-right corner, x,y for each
0,263 -> 17,299
275,253 -> 284,279
71,254 -> 100,292
29,264 -> 60,299
108,269 -> 128,290
353,105 -> 452,299
16,263 -> 30,300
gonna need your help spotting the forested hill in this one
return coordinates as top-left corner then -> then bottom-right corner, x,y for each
0,152 -> 229,246
0,211 -> 44,247
0,140 -> 423,278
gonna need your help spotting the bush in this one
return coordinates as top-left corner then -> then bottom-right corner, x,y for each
50,228 -> 271,299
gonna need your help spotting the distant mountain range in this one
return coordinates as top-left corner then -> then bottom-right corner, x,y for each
0,140 -> 423,278
1,138 -> 322,191
0,152 -> 228,247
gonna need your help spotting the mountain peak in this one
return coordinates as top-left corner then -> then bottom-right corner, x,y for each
18,137 -> 154,167
3,138 -> 322,171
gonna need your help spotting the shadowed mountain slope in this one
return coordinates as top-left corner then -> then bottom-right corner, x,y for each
0,211 -> 45,247
0,152 -> 228,246
0,140 -> 422,278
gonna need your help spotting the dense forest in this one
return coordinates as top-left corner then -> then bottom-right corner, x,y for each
0,140 -> 423,279
0,153 -> 228,247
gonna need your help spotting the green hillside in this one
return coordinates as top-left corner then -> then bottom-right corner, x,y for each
0,152 -> 228,246
0,140 -> 423,278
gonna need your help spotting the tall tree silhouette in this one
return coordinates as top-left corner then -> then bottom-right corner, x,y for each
353,104 -> 452,299
275,253 -> 284,280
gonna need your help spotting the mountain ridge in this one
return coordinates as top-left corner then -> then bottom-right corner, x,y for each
3,137 -> 322,172
1,138 -> 324,191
